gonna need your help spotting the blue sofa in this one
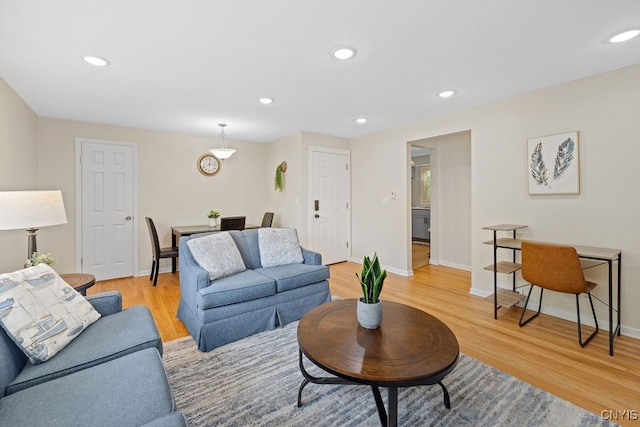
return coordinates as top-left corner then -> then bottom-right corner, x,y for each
0,291 -> 186,426
178,228 -> 331,352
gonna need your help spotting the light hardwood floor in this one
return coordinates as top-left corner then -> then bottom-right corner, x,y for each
92,262 -> 640,426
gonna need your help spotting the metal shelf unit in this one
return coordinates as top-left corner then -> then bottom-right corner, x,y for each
482,224 -> 528,319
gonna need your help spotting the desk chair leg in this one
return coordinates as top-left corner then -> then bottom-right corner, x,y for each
149,260 -> 156,281
577,293 -> 599,347
519,285 -> 543,327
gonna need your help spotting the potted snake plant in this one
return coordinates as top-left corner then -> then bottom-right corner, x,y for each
355,253 -> 387,329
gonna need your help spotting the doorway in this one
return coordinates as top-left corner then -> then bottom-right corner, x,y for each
75,138 -> 138,280
410,146 -> 431,269
409,131 -> 471,273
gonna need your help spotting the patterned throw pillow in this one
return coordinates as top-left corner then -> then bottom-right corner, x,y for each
187,232 -> 247,281
258,228 -> 304,268
0,264 -> 101,364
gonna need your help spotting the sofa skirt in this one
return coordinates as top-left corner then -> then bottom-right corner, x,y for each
177,281 -> 330,352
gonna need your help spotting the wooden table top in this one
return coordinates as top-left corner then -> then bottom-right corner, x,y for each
297,299 -> 459,387
171,224 -> 259,236
60,273 -> 96,294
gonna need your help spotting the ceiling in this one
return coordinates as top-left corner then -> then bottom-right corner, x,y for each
1,1 -> 639,143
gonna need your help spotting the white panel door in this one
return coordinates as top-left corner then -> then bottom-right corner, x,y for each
311,149 -> 349,265
81,141 -> 135,280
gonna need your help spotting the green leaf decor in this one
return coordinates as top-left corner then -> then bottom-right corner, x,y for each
553,138 -> 575,179
356,253 -> 387,304
530,142 -> 550,187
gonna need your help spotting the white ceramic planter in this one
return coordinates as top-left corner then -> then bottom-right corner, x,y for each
357,297 -> 382,329
208,217 -> 217,227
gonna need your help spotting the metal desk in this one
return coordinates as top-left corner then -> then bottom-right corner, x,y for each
485,231 -> 621,356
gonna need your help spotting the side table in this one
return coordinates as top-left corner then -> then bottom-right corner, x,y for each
60,273 -> 96,296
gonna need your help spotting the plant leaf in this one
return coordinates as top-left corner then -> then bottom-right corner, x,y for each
553,138 -> 575,180
530,142 -> 550,187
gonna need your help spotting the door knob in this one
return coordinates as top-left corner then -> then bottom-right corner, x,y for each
314,214 -> 320,218
125,216 -> 132,221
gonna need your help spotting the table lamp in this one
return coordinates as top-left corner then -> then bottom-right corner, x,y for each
0,190 -> 68,259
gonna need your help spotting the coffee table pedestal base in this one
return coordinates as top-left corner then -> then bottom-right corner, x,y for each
297,350 -> 451,427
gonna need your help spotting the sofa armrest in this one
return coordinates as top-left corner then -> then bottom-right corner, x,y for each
301,247 -> 323,265
86,291 -> 122,316
179,235 -> 213,310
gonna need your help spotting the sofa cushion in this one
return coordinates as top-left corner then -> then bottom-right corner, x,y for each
198,270 -> 276,309
256,264 -> 330,293
0,348 -> 175,427
0,265 -> 100,364
6,305 -> 161,395
258,228 -> 304,268
187,232 -> 247,280
228,229 -> 262,270
0,327 -> 27,398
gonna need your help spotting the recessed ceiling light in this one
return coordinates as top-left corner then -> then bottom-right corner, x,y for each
438,90 -> 456,98
356,117 -> 368,124
258,97 -> 274,105
608,29 -> 640,43
331,46 -> 356,60
83,55 -> 110,67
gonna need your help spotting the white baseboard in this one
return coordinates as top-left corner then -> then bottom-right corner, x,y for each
469,287 -> 492,298
137,266 -> 176,278
349,257 -> 412,277
470,286 -> 640,340
438,260 -> 471,271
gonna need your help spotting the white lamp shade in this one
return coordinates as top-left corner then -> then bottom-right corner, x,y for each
209,148 -> 236,160
0,191 -> 68,230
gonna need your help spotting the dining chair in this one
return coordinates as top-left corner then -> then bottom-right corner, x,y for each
220,216 -> 246,231
519,241 -> 599,347
261,212 -> 274,228
145,217 -> 179,287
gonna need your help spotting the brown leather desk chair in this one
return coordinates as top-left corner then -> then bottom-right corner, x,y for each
220,216 -> 246,231
145,217 -> 178,287
519,241 -> 599,347
261,212 -> 274,228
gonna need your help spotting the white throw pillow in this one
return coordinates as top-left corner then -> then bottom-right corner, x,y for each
258,228 -> 304,268
187,232 -> 247,281
0,264 -> 101,364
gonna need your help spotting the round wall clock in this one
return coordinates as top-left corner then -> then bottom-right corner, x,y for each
197,153 -> 221,176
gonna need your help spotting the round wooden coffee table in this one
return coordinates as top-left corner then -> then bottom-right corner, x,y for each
297,299 -> 459,427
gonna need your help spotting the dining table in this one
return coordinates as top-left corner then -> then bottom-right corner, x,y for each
170,223 -> 259,272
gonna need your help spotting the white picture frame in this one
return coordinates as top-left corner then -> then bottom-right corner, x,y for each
527,131 -> 579,195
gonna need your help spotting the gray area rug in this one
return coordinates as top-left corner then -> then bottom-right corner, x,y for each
163,322 -> 614,426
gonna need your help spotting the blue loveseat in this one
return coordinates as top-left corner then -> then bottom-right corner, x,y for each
0,291 -> 186,426
178,228 -> 331,352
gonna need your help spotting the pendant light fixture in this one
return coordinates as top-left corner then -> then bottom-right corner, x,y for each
209,123 -> 236,160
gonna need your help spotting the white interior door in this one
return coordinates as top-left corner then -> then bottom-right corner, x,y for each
310,148 -> 350,265
78,139 -> 136,280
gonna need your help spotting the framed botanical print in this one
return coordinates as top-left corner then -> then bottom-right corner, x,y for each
527,131 -> 579,195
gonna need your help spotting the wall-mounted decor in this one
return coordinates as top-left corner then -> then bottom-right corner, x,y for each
197,153 -> 221,176
275,161 -> 287,191
527,131 -> 579,195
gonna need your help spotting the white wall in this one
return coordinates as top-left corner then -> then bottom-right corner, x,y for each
35,118 -> 269,276
265,132 -> 303,238
266,131 -> 349,248
0,77 -> 39,272
422,131 -> 471,270
351,64 -> 640,334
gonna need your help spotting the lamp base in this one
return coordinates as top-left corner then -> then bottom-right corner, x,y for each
26,227 -> 39,260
